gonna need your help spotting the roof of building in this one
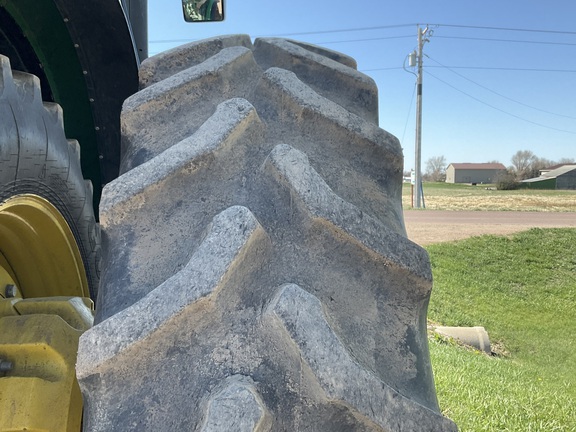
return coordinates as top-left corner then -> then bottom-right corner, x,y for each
541,164 -> 576,178
522,176 -> 555,183
523,165 -> 576,182
541,163 -> 575,172
448,163 -> 506,170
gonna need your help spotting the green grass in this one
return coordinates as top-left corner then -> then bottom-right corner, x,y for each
430,338 -> 575,431
426,228 -> 576,431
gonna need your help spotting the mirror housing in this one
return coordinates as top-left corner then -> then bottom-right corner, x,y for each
182,0 -> 224,22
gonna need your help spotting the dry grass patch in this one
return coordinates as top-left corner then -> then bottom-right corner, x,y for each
422,194 -> 576,211
402,183 -> 576,211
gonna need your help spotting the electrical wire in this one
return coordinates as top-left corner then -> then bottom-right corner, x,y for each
360,65 -> 576,73
260,23 -> 417,38
427,56 -> 576,119
425,70 -> 576,135
150,22 -> 576,45
425,66 -> 576,73
430,23 -> 576,36
149,38 -> 198,44
309,35 -> 413,45
149,29 -> 416,45
361,66 -> 405,72
149,34 -> 414,46
401,83 -> 417,144
434,35 -> 576,46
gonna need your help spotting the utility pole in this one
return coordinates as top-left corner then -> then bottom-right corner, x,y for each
413,25 -> 429,208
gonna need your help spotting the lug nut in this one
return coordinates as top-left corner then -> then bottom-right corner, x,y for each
4,284 -> 16,298
0,359 -> 13,372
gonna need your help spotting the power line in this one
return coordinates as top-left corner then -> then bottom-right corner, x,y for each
360,65 -> 576,73
149,38 -> 197,44
309,35 -> 413,45
150,23 -> 576,45
149,34 -> 414,46
401,83 -> 417,144
361,67 -> 404,72
149,30 -> 415,46
260,23 -> 417,38
264,22 -> 576,39
427,56 -> 576,119
431,23 -> 576,36
426,66 -> 576,73
425,70 -> 576,135
434,35 -> 576,46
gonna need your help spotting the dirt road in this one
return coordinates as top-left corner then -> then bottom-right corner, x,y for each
403,210 -> 576,245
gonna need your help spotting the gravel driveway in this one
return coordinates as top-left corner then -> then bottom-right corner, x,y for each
403,210 -> 576,246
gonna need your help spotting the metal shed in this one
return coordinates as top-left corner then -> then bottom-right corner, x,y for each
445,163 -> 506,184
522,165 -> 576,190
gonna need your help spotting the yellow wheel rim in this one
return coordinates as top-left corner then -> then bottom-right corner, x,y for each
0,194 -> 89,298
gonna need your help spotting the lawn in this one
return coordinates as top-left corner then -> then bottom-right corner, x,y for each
402,182 -> 576,211
426,228 -> 576,431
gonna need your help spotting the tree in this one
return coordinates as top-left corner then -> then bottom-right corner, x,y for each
509,151 -> 575,181
510,150 -> 536,180
526,157 -> 552,179
425,155 -> 447,182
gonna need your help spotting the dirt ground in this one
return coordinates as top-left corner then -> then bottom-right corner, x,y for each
403,210 -> 576,246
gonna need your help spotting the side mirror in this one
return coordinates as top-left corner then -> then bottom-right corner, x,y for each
182,0 -> 224,22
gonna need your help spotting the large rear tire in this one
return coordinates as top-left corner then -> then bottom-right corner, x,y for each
78,36 -> 456,431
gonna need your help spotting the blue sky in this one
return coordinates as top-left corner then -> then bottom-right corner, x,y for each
148,0 -> 575,172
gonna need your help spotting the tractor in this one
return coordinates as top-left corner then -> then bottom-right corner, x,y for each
0,1 -> 456,430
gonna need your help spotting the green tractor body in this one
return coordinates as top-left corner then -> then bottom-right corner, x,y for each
1,0 -> 142,206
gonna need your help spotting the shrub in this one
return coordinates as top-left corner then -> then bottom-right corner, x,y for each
495,170 -> 520,190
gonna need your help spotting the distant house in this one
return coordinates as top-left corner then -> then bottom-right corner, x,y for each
445,163 -> 506,184
522,164 -> 576,190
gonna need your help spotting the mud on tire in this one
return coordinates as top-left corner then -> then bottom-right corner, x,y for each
77,36 -> 456,431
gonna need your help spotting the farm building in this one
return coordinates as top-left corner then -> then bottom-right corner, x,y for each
445,163 -> 506,184
539,163 -> 568,176
521,164 -> 576,190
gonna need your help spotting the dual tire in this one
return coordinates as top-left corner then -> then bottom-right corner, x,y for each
1,36 -> 455,431
0,54 -> 99,300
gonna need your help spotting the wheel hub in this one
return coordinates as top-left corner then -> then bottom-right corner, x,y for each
0,194 -> 89,299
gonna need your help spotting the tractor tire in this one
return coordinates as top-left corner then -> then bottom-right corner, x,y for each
0,55 -> 100,299
77,36 -> 456,431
